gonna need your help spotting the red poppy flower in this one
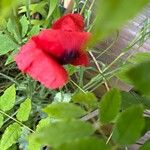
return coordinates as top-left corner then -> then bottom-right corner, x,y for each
15,13 -> 90,89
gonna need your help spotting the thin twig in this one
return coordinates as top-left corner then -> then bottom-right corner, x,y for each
81,109 -> 98,121
89,51 -> 110,91
106,131 -> 113,144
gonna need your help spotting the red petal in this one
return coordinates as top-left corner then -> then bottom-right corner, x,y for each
15,39 -> 68,89
15,39 -> 38,72
35,29 -> 90,62
26,49 -> 68,89
52,13 -> 84,32
33,30 -> 64,58
71,52 -> 89,66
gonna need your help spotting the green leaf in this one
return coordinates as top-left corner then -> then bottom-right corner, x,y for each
36,118 -> 50,131
0,0 -> 17,22
0,123 -> 22,150
20,15 -> 29,37
47,0 -> 58,19
19,1 -> 47,18
113,105 -> 145,145
33,120 -> 94,147
0,84 -> 16,111
121,91 -> 141,110
43,102 -> 86,119
142,117 -> 150,136
117,52 -> 150,84
52,5 -> 61,20
28,25 -> 40,37
127,61 -> 150,96
5,54 -> 14,65
91,0 -> 149,44
128,52 -> 150,64
139,140 -> 150,150
0,114 -> 4,128
141,96 -> 150,109
99,88 -> 121,124
72,92 -> 98,109
7,144 -> 17,150
28,137 -> 41,150
18,128 -> 30,150
65,65 -> 79,76
5,47 -> 19,65
54,137 -> 110,150
16,98 -> 31,122
121,91 -> 150,109
0,34 -> 18,55
28,117 -> 51,150
7,18 -> 22,43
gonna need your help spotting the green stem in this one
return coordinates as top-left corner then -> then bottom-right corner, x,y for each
80,0 -> 88,15
70,79 -> 86,93
0,110 -> 35,133
26,0 -> 31,26
103,52 -> 125,72
0,73 -> 20,86
79,67 -> 84,87
89,0 -> 96,10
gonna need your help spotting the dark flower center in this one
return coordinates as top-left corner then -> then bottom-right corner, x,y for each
59,50 -> 79,64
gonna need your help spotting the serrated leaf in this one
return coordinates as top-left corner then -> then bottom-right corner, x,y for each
0,123 -> 22,150
54,137 -> 110,150
47,0 -> 58,19
113,105 -> 145,145
36,118 -> 50,131
91,0 -> 149,45
99,88 -> 121,124
7,144 -> 17,150
43,102 -> 86,119
139,140 -> 150,150
72,92 -> 98,109
28,118 -> 50,150
33,120 -> 94,147
0,84 -> 16,111
52,5 -> 61,20
16,98 -> 31,122
5,54 -> 14,65
142,117 -> 150,136
0,114 -> 4,128
127,61 -> 150,96
28,137 -> 41,150
5,47 -> 19,65
20,15 -> 29,37
117,52 -> 150,84
0,34 -> 18,55
121,91 -> 141,110
28,25 -> 40,37
19,1 -> 47,18
7,18 -> 22,43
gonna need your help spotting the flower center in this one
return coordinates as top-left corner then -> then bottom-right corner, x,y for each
59,50 -> 79,64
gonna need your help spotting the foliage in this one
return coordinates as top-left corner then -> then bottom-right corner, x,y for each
0,0 -> 150,150
99,88 -> 121,124
91,0 -> 150,44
